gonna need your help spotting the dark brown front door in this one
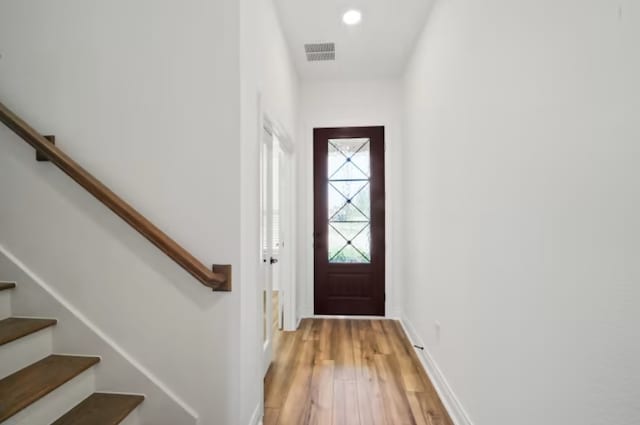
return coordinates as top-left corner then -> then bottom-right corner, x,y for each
314,126 -> 385,316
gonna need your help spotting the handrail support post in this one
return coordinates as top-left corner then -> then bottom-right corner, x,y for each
36,135 -> 55,162
212,265 -> 232,292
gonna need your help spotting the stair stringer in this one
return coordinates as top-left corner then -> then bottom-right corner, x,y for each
0,246 -> 198,425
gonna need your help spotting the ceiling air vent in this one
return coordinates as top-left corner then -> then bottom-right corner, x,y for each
304,43 -> 335,62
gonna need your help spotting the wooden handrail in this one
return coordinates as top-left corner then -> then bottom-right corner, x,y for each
0,101 -> 231,291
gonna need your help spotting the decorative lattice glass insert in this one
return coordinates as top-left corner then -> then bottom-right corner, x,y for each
328,138 -> 371,263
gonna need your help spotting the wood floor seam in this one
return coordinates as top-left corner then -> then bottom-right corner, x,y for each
264,318 -> 453,425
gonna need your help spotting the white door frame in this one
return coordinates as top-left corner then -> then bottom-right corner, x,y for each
297,120 -> 400,319
260,124 -> 275,375
263,115 -> 297,332
260,111 -> 297,377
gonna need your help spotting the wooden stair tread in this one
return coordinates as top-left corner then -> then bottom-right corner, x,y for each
0,354 -> 100,422
0,317 -> 57,346
0,282 -> 16,291
51,393 -> 144,425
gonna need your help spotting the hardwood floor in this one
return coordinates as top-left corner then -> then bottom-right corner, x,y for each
264,319 -> 453,425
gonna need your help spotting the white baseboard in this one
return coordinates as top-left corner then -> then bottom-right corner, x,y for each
249,402 -> 262,425
399,316 -> 474,425
0,244 -> 198,424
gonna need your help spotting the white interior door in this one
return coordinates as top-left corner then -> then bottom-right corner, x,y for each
277,142 -> 293,330
261,127 -> 276,375
273,135 -> 294,332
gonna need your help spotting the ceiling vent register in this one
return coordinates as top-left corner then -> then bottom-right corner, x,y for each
304,43 -> 336,62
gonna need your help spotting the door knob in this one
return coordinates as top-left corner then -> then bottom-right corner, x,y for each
270,257 -> 279,265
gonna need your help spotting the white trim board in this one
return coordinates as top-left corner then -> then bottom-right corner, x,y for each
0,244 -> 199,423
262,108 -> 297,333
297,118 -> 404,319
399,316 -> 474,425
249,402 -> 262,425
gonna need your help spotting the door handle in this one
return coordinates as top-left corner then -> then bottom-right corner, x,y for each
270,257 -> 279,265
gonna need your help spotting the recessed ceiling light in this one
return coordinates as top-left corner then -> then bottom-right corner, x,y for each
343,9 -> 362,26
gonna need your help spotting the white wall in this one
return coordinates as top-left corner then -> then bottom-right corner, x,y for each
239,0 -> 262,422
403,1 -> 640,424
239,0 -> 299,421
298,79 -> 404,319
258,0 -> 299,143
258,0 -> 300,326
0,0 -> 248,424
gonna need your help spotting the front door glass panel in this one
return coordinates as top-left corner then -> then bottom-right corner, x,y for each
327,138 -> 371,263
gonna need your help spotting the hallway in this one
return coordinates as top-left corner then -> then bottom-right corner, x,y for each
264,319 -> 453,425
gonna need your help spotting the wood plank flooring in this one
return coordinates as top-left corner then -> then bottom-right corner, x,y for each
51,393 -> 144,425
264,319 -> 453,425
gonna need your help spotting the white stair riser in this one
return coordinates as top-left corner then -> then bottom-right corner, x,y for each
118,407 -> 141,425
0,327 -> 53,379
3,368 -> 95,425
0,290 -> 11,319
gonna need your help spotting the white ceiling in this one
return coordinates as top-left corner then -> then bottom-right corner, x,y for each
274,0 -> 434,81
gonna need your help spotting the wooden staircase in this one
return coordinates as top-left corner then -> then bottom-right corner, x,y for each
0,283 -> 144,425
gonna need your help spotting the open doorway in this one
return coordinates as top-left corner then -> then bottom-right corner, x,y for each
261,121 -> 294,376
